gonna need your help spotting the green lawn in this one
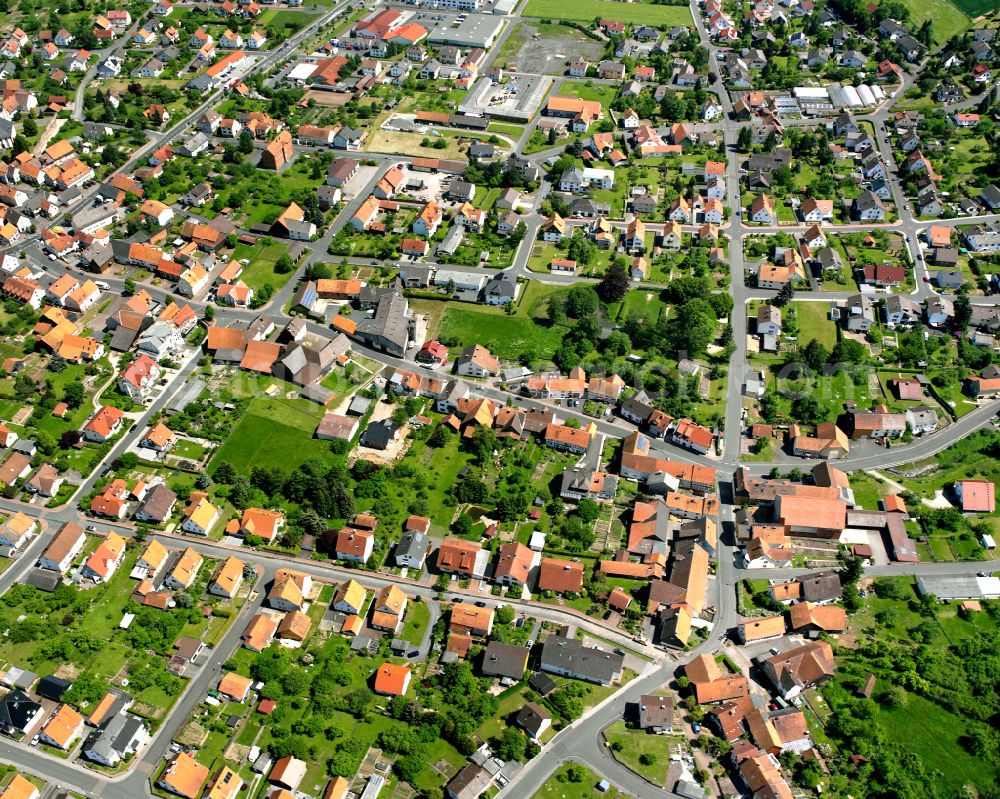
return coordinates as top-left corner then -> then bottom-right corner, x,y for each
532,763 -> 621,799
755,363 -> 873,425
230,241 -> 300,292
791,300 -> 837,349
927,369 -> 979,417
606,289 -> 668,325
849,471 -> 890,510
172,439 -> 208,460
258,8 -> 318,27
558,81 -> 619,107
210,391 -> 337,474
743,437 -> 775,462
890,430 -> 1000,500
896,0 -> 970,44
400,600 -> 430,645
434,281 -> 573,361
523,0 -> 692,24
603,721 -> 676,785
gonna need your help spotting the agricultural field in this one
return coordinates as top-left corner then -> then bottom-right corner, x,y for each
523,0 -> 692,25
897,0 -> 971,43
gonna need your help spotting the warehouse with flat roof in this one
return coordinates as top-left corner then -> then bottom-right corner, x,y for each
427,14 -> 504,48
459,74 -> 552,122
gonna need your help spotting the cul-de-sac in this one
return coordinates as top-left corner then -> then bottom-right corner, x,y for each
0,0 -> 996,797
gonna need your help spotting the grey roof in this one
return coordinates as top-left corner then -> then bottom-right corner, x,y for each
395,530 -> 430,564
137,483 -> 177,522
916,574 -> 1000,601
481,641 -> 528,680
980,184 -> 1000,207
906,405 -> 938,427
23,569 -> 60,592
300,384 -> 335,405
3,667 -> 37,690
169,378 -> 205,412
398,264 -> 432,287
528,672 -> 557,696
483,273 -> 516,302
798,570 -> 842,602
515,701 -> 551,736
361,419 -> 397,449
84,713 -> 146,763
357,291 -> 411,353
446,764 -> 492,799
348,395 -> 372,416
540,636 -> 624,684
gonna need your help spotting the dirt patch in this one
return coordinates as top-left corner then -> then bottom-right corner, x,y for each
391,782 -> 416,799
176,721 -> 209,747
503,23 -> 605,74
133,702 -> 165,720
225,742 -> 250,762
53,663 -> 81,680
304,90 -> 351,106
431,759 -> 453,777
351,399 -> 414,465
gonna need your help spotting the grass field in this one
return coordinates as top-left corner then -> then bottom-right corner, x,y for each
603,722 -> 674,785
558,80 -> 619,107
258,8 -> 317,27
398,434 -> 474,529
439,307 -> 566,361
488,122 -> 526,139
607,289 -> 668,325
951,0 -> 994,15
826,587 -> 1000,795
532,763 -> 620,799
434,281 -> 573,361
855,674 -> 997,792
365,129 -> 491,160
897,0 -> 971,43
791,300 -> 837,349
210,393 -> 337,473
523,0 -> 692,24
230,242 -> 300,292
